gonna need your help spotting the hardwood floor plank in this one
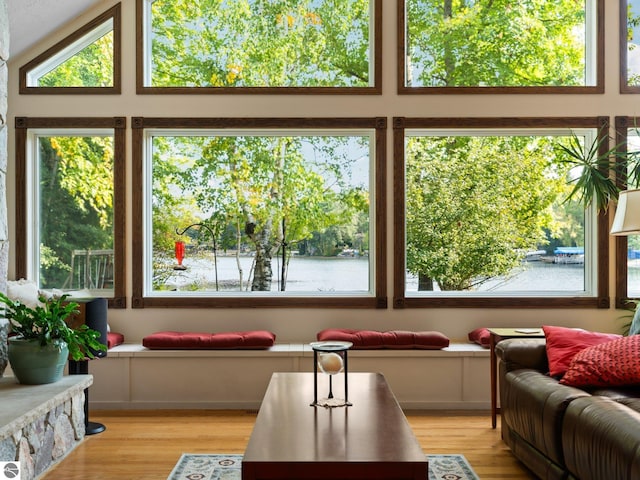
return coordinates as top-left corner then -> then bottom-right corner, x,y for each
42,410 -> 536,480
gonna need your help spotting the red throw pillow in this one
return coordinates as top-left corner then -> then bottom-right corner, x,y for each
543,325 -> 621,377
107,332 -> 125,349
468,328 -> 490,347
560,336 -> 640,387
316,328 -> 449,350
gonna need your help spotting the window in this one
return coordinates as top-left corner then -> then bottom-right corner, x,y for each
622,0 -> 640,93
137,0 -> 381,94
14,118 -> 126,308
19,4 -> 121,94
393,117 -> 609,308
614,117 -> 640,306
132,117 -> 387,308
399,0 -> 604,93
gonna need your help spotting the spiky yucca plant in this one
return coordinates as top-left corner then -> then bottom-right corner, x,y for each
554,127 -> 640,213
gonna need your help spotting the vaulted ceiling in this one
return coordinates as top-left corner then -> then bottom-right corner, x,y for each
6,0 -> 103,59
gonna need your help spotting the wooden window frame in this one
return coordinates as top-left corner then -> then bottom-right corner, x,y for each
397,0 -> 605,95
393,116 -> 610,309
131,117 -> 387,308
14,117 -> 127,308
614,116 -> 638,308
135,0 -> 382,95
18,4 -> 121,95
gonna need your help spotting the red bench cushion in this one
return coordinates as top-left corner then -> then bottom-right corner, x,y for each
317,328 -> 449,350
142,330 -> 276,350
107,332 -> 125,349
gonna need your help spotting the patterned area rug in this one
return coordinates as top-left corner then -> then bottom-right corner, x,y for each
167,453 -> 480,480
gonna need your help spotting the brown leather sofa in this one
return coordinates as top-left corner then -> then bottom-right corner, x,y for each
497,338 -> 640,480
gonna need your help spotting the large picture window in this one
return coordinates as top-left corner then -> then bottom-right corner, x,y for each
614,117 -> 640,306
399,0 -> 603,93
14,118 -> 126,307
137,0 -> 381,94
132,117 -> 387,308
393,117 -> 609,308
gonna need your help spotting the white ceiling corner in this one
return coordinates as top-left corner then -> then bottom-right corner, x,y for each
6,0 -> 103,59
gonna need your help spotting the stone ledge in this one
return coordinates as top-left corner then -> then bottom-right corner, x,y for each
0,375 -> 92,479
0,375 -> 92,441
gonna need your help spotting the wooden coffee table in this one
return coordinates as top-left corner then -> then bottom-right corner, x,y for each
242,372 -> 427,480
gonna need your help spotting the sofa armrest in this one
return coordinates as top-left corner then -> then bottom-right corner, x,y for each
563,396 -> 640,480
496,338 -> 548,373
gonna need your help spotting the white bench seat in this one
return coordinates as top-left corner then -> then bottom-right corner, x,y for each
91,342 -> 490,410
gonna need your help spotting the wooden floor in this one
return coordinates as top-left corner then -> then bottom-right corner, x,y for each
43,410 -> 536,480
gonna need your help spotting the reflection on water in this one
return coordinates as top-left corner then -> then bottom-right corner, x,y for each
161,255 -> 586,293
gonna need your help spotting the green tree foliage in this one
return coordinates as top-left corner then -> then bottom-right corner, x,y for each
149,0 -> 370,87
38,32 -> 114,87
151,137 -> 203,256
544,196 -> 584,251
406,0 -> 586,87
405,135 -> 571,291
38,137 -> 114,288
49,137 -> 114,227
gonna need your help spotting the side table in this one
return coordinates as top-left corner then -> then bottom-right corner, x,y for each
488,327 -> 545,428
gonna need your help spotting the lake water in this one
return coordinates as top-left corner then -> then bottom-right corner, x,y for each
164,255 -> 371,291
163,256 -> 586,293
627,264 -> 640,297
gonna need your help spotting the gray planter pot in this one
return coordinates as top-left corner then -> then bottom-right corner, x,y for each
8,337 -> 69,384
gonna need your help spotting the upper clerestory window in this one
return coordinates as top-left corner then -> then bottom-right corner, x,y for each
137,0 -> 381,94
399,0 -> 604,94
19,4 -> 121,94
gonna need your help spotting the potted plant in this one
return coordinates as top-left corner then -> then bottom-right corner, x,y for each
554,127 -> 638,213
0,292 -> 106,384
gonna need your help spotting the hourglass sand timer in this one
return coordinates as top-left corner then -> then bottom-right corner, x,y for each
310,341 -> 352,407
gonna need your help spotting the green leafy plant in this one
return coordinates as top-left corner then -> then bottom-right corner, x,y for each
619,300 -> 637,335
555,132 -> 620,212
0,292 -> 106,360
554,126 -> 640,213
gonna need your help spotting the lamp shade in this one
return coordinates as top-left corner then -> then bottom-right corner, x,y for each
611,189 -> 640,236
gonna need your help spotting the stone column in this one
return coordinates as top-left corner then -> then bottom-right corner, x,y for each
0,0 -> 9,377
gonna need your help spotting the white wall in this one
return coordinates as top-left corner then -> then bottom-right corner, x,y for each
4,0 -> 632,347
